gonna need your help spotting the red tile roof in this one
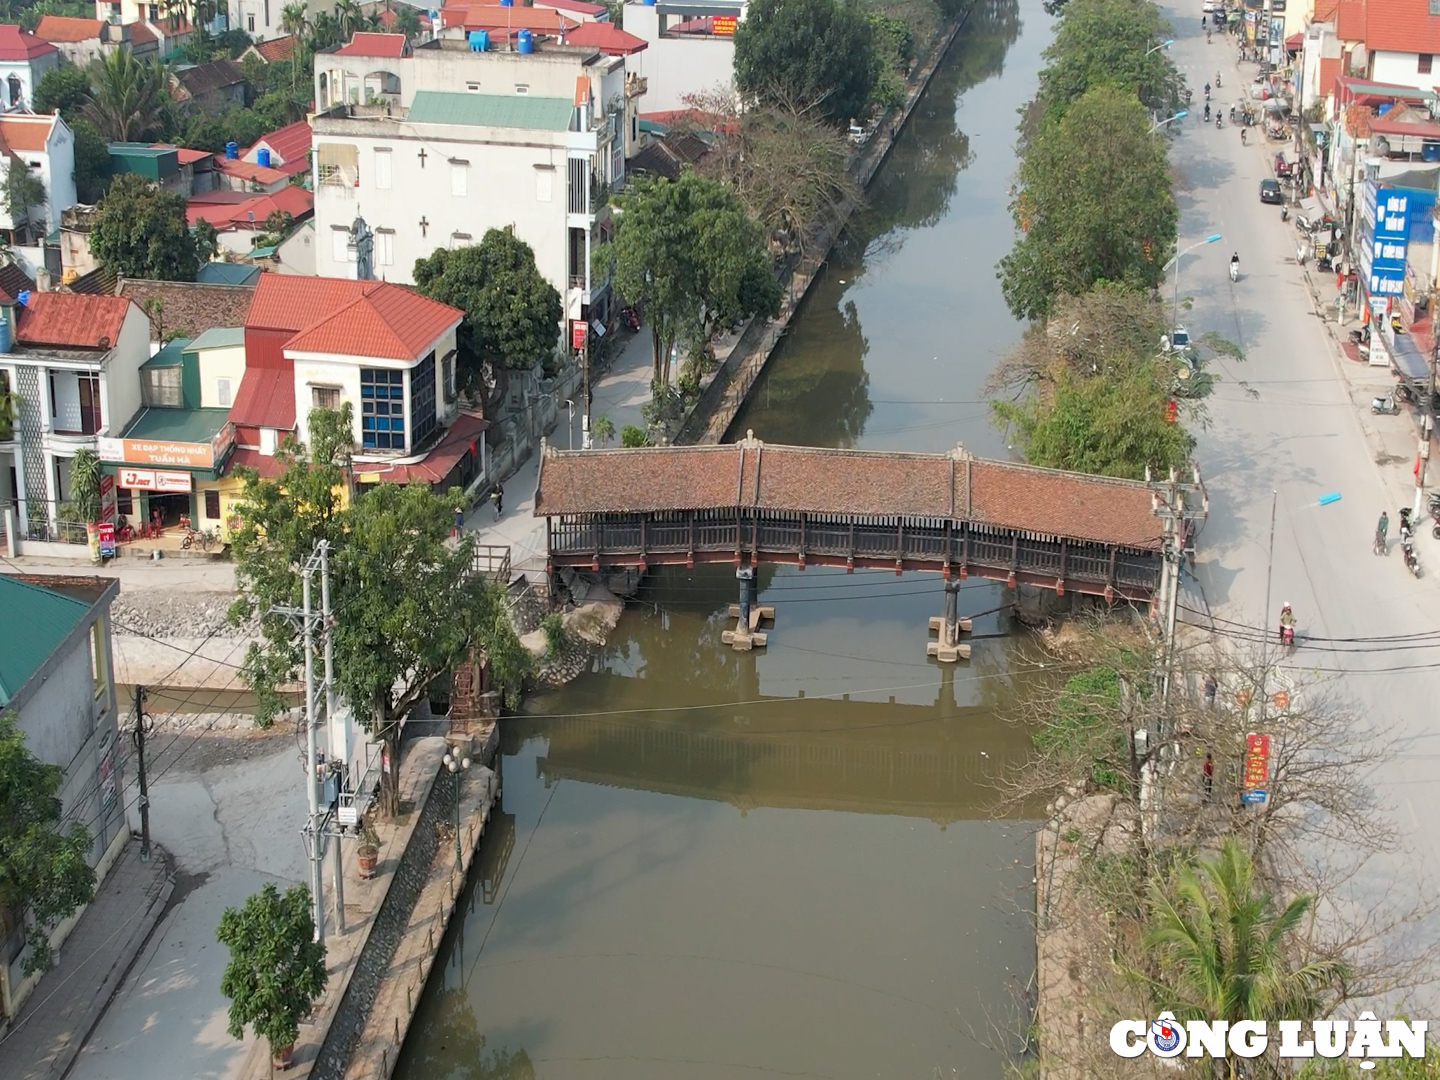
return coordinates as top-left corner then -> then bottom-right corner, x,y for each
247,120 -> 311,166
564,20 -> 647,54
285,284 -> 461,361
16,293 -> 133,349
533,443 -> 1165,550
0,115 -> 55,153
0,24 -> 58,60
1362,0 -> 1440,53
33,15 -> 103,41
536,0 -> 606,14
336,31 -> 408,56
229,367 -> 296,430
150,142 -> 211,165
227,446 -> 286,477
438,4 -> 577,33
127,21 -> 157,46
250,34 -> 296,62
353,413 -> 488,484
187,186 -> 314,230
377,7 -> 433,30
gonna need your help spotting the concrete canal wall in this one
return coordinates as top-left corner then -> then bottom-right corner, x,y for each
675,5 -> 977,447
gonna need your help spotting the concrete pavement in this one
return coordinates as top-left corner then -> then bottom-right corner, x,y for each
1164,10 -> 1440,988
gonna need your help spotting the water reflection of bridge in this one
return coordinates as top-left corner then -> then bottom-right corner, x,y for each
519,672 -> 1035,823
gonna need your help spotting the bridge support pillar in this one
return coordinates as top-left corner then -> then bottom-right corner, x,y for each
926,579 -> 972,662
722,566 -> 774,651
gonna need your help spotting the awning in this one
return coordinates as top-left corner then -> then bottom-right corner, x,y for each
352,413 -> 489,487
1389,331 -> 1430,382
1285,32 -> 1302,49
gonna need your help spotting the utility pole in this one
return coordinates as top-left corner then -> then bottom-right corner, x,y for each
275,545 -> 329,943
131,685 -> 152,862
321,541 -> 344,933
581,306 -> 592,450
1151,465 -> 1209,708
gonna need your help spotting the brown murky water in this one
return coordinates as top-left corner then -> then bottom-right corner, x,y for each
396,2 -> 1054,1076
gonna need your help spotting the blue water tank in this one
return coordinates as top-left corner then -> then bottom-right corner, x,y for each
498,0 -> 512,6
224,140 -> 239,160
468,28 -> 488,50
517,27 -> 533,51
1424,141 -> 1440,162
257,147 -> 271,167
16,289 -> 30,307
1377,102 -> 1393,116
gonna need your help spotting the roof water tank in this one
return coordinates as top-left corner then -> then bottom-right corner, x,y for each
468,28 -> 488,50
257,147 -> 271,167
1376,102 -> 1393,116
499,0 -> 512,6
1424,141 -> 1440,162
16,290 -> 30,307
224,140 -> 239,160
517,27 -> 533,52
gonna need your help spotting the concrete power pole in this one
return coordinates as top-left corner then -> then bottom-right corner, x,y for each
320,541 -> 344,933
1150,465 -> 1209,708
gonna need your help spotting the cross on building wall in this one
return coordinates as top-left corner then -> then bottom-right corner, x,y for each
417,147 -> 427,168
419,217 -> 429,237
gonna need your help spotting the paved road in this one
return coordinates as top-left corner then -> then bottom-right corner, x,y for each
1164,10 -> 1440,985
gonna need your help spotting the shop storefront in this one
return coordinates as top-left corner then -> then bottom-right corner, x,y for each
97,411 -> 236,536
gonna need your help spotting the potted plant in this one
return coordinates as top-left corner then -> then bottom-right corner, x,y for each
357,819 -> 380,879
68,449 -> 103,563
217,882 -> 327,1072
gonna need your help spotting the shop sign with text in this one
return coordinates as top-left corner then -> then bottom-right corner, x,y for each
118,467 -> 192,492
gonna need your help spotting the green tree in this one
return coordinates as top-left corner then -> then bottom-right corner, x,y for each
0,710 -> 96,976
193,217 -> 218,263
993,356 -> 1194,480
216,883 -> 327,1055
620,423 -> 649,447
998,83 -> 1176,322
3,161 -> 46,243
33,62 -> 90,119
866,10 -> 914,110
732,0 -> 876,126
70,119 -> 112,204
89,173 -> 201,280
590,413 -> 615,448
595,172 -> 780,387
84,47 -> 171,142
280,0 -> 310,37
334,0 -> 364,40
392,4 -> 420,38
1141,838 -> 1348,1037
229,406 -> 530,812
412,227 -> 561,421
1032,0 -> 1183,124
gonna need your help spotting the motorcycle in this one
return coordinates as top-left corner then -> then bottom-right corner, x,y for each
1216,114 -> 1224,130
1397,382 -> 1418,404
1427,490 -> 1440,517
1216,72 -> 1222,87
619,305 -> 640,332
1229,258 -> 1239,282
1404,539 -> 1422,576
1316,255 -> 1334,273
1349,325 -> 1371,345
1372,394 -> 1400,415
1279,623 -> 1296,654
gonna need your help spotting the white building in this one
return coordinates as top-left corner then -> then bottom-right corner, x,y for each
0,293 -> 151,534
311,32 -> 644,322
0,114 -> 78,242
0,25 -> 59,113
622,0 -> 742,112
0,573 -> 126,1024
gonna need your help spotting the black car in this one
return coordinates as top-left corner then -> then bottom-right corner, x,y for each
1259,179 -> 1284,204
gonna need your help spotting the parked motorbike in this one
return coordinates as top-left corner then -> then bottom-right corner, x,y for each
1372,394 -> 1400,415
1349,325 -> 1371,345
619,305 -> 640,332
1404,539 -> 1422,576
1316,255 -> 1334,273
1279,623 -> 1296,654
1397,382 -> 1418,404
1427,490 -> 1440,517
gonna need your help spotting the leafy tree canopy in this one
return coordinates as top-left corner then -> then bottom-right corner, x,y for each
3,159 -> 47,242
0,710 -> 95,976
229,405 -> 531,812
33,62 -> 90,120
1033,0 -> 1183,123
413,227 -> 562,414
998,83 -> 1177,322
732,0 -> 877,126
595,172 -> 780,387
71,118 -> 112,204
217,882 -> 327,1051
89,173 -> 202,281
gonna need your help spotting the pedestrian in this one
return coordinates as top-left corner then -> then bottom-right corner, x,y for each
491,483 -> 504,519
452,505 -> 465,538
1203,672 -> 1217,707
1203,752 -> 1214,801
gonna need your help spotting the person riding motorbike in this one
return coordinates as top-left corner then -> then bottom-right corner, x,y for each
1216,72 -> 1222,87
1279,603 -> 1296,645
1240,127 -> 1247,144
1230,252 -> 1240,280
1203,82 -> 1211,99
1216,113 -> 1224,129
1203,102 -> 1211,122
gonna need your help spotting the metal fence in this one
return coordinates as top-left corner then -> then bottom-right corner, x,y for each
5,500 -> 91,545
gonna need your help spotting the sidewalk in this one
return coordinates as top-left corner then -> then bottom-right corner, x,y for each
463,326 -> 653,575
0,838 -> 174,1080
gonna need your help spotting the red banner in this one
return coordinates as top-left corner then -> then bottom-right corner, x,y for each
1243,733 -> 1271,790
571,319 -> 587,351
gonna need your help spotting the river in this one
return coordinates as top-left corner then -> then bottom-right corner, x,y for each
396,2 -> 1053,1076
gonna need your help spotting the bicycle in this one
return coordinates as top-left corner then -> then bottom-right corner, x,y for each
181,525 -> 218,552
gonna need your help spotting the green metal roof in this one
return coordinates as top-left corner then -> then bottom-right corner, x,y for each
197,263 -> 262,286
141,338 -> 192,369
0,576 -> 90,707
186,326 -> 246,351
120,406 -> 231,443
407,90 -> 574,132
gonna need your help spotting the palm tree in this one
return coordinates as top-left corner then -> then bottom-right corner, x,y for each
393,4 -> 421,39
84,49 -> 170,143
1142,838 -> 1348,1070
280,1 -> 311,39
590,414 -> 615,448
333,0 -> 364,41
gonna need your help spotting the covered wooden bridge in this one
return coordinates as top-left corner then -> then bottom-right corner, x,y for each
532,435 -> 1166,603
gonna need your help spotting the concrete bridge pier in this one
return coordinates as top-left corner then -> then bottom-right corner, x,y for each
722,566 -> 774,651
926,579 -> 972,662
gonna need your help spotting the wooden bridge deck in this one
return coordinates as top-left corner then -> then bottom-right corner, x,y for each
533,437 -> 1167,599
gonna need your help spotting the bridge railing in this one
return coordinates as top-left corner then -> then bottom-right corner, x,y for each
547,510 -> 1161,593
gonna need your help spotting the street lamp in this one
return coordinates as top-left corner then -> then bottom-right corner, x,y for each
1145,38 -> 1175,56
1163,233 -> 1223,328
443,750 -> 471,868
561,398 -> 575,450
1152,110 -> 1188,132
